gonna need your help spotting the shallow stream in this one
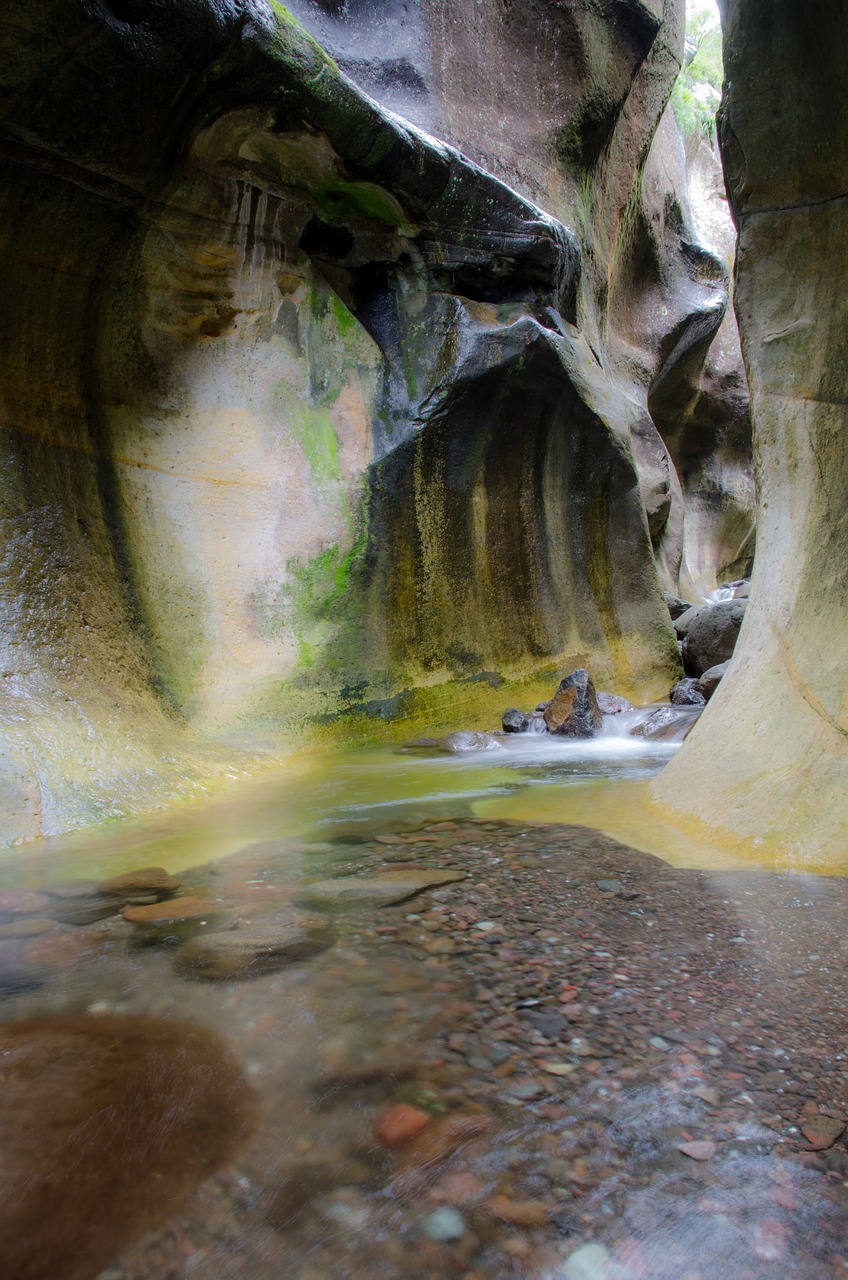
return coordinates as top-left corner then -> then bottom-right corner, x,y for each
1,728 -> 846,1280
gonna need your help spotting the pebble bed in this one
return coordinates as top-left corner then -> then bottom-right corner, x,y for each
1,817 -> 847,1279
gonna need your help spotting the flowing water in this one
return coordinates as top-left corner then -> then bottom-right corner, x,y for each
1,720 -> 846,1280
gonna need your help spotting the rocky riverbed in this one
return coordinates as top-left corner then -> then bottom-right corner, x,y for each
1,817 -> 846,1279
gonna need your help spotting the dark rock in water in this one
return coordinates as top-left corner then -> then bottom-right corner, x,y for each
664,593 -> 695,620
673,604 -> 703,638
631,706 -> 702,742
49,896 -> 123,927
535,702 -> 549,712
698,660 -> 730,701
597,692 -> 634,715
0,1015 -> 252,1280
543,669 -> 602,737
502,708 -> 529,733
670,678 -> 706,706
682,600 -> 747,676
526,1009 -> 569,1038
175,919 -> 334,979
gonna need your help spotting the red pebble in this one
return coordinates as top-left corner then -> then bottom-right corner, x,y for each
376,1103 -> 431,1147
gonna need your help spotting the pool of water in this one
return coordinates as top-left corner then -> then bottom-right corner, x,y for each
1,729 -> 846,1280
0,711 -> 741,891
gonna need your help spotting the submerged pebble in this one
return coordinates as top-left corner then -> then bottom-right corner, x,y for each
421,1206 -> 466,1241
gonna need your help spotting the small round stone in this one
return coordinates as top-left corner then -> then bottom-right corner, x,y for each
421,1206 -> 465,1242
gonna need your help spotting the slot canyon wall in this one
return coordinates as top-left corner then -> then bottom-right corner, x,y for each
649,0 -> 848,864
0,0 -> 751,844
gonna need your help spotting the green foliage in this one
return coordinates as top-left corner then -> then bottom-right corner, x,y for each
671,4 -> 724,141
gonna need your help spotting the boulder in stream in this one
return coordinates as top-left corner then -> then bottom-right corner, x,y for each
502,708 -> 529,733
596,692 -> 635,715
672,604 -> 703,638
697,660 -> 730,701
631,706 -> 702,742
543,669 -> 602,737
664,593 -> 696,620
682,600 -> 747,676
670,678 -> 706,706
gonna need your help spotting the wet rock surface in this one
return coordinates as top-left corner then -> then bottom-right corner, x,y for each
0,819 -> 845,1279
502,709 -> 530,734
597,693 -> 635,716
544,670 -> 603,738
670,678 -> 706,707
631,706 -> 702,742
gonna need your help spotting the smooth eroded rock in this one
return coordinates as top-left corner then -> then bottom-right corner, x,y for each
0,1015 -> 251,1280
97,867 -> 180,898
501,708 -> 529,733
376,1103 -> 431,1147
175,919 -> 334,980
121,897 -> 219,924
296,869 -> 466,911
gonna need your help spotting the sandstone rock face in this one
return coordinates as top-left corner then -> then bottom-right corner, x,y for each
0,0 -> 691,844
288,1 -> 752,602
650,0 -> 848,865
